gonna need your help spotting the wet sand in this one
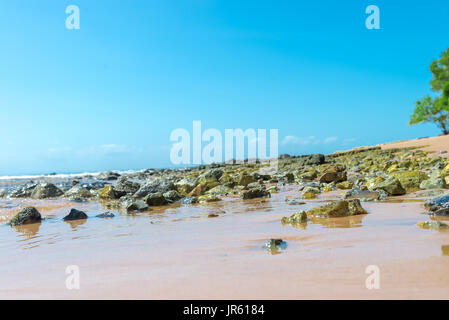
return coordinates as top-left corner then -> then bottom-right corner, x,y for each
1,185 -> 449,299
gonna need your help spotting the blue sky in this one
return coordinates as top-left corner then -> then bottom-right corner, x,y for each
0,0 -> 448,175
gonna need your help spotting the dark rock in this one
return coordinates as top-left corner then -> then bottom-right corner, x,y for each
9,207 -> 41,226
163,190 -> 182,203
241,186 -> 270,199
63,208 -> 88,221
144,192 -> 167,206
425,193 -> 449,212
96,212 -> 115,218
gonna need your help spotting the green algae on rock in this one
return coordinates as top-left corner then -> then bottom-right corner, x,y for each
417,221 -> 449,230
391,170 -> 429,192
306,199 -> 368,218
281,211 -> 307,224
31,183 -> 63,199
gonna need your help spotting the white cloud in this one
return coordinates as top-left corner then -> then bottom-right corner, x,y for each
282,135 -> 339,146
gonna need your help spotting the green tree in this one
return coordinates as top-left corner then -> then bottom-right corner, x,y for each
410,48 -> 449,135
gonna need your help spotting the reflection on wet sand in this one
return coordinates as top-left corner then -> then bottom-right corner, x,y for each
64,219 -> 87,230
12,222 -> 41,239
442,245 -> 449,256
309,214 -> 366,229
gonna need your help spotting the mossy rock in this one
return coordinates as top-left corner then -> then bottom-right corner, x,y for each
281,211 -> 307,224
336,181 -> 354,190
417,221 -> 449,230
391,170 -> 429,192
306,199 -> 367,218
302,191 -> 317,200
198,194 -> 221,203
98,185 -> 118,199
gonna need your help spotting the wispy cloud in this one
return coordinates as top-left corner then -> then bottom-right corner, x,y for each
48,144 -> 144,156
281,135 -> 339,146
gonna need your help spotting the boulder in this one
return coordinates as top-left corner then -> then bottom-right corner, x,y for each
424,193 -> 449,212
9,183 -> 37,198
175,178 -> 198,195
114,178 -> 140,196
163,190 -> 183,203
306,199 -> 367,218
391,170 -> 429,192
118,195 -> 149,212
64,186 -> 93,201
179,196 -> 198,205
134,178 -> 175,198
96,171 -> 120,181
144,192 -> 167,206
371,177 -> 406,196
198,194 -> 221,203
236,172 -> 255,187
318,164 -> 347,183
241,186 -> 270,199
98,185 -> 119,199
63,208 -> 88,221
336,181 -> 354,190
30,183 -> 63,199
9,207 -> 41,226
281,211 -> 307,224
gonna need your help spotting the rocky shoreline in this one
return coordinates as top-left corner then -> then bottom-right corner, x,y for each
2,146 -> 449,230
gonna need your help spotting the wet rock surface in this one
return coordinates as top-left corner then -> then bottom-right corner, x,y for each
63,208 -> 88,221
9,207 -> 41,226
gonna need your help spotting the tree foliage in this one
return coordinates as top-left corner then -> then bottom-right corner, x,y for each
410,48 -> 449,134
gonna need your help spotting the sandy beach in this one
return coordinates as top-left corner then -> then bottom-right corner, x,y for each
1,136 -> 449,299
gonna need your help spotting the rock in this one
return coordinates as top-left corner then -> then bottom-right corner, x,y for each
241,186 -> 270,199
302,191 -> 317,200
76,179 -> 106,190
64,186 -> 93,201
30,183 -> 63,199
9,183 -> 37,198
198,194 -> 221,203
188,184 -> 203,197
318,164 -> 347,183
163,190 -> 182,203
343,188 -> 382,201
179,196 -> 198,205
118,195 -> 149,212
417,221 -> 449,230
420,177 -> 446,190
114,178 -> 140,196
322,186 -> 333,193
236,172 -> 255,187
306,199 -> 367,218
98,185 -> 119,199
63,208 -> 88,221
218,172 -> 235,187
302,186 -> 320,194
371,176 -> 406,196
298,154 -> 325,166
336,181 -> 354,190
205,185 -> 233,196
265,239 -> 286,254
144,192 -> 167,206
9,207 -> 41,226
391,170 -> 429,192
197,169 -> 223,191
96,171 -> 120,181
425,193 -> 449,212
267,186 -> 280,193
440,164 -> 449,178
281,211 -> 307,224
175,178 -> 198,195
96,212 -> 115,218
134,178 -> 175,198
